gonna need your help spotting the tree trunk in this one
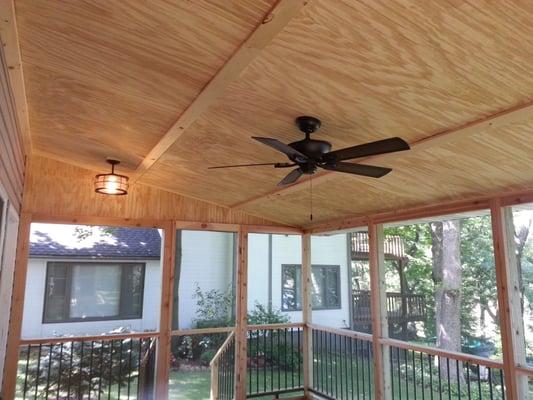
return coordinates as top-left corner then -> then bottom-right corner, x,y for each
430,220 -> 464,382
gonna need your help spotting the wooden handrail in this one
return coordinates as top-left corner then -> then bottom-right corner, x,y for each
171,326 -> 235,336
19,331 -> 159,345
379,337 -> 504,369
308,323 -> 372,342
209,331 -> 235,368
247,322 -> 305,331
210,331 -> 235,400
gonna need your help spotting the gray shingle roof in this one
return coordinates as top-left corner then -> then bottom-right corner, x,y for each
29,225 -> 161,259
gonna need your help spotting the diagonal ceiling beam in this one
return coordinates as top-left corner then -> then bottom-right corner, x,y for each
134,0 -> 311,180
230,99 -> 533,210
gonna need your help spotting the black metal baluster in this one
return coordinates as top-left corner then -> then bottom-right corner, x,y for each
334,333 -> 338,399
320,330 -> 324,393
437,356 -> 442,400
58,343 -> 64,399
68,342 -> 75,399
350,338 -> 355,400
488,368 -> 494,400
466,362 -> 471,400
257,330 -> 260,394
108,340 -> 114,400
390,347 -> 394,400
78,341 -> 85,399
366,341 -> 372,400
420,351 -> 425,400
344,336 -> 348,400
361,339 -> 366,400
99,341 -> 106,400
263,330 -> 267,393
428,354 -> 433,400
456,360 -> 461,400
397,347 -> 401,400
127,339 -> 133,400
277,329 -> 281,391
325,331 -> 329,395
270,330 -> 274,392
118,339 -> 124,399
355,339 -> 360,399
413,350 -> 417,400
22,345 -> 31,400
283,328 -> 289,389
88,341 -> 95,399
45,344 -> 52,399
298,327 -> 302,388
500,369 -> 505,400
446,358 -> 451,400
34,343 -> 42,399
291,328 -> 295,389
248,332 -> 252,394
477,365 -> 482,400
404,348 -> 408,400
335,335 -> 343,399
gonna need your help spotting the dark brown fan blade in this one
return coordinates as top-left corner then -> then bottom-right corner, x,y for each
208,162 -> 294,169
325,137 -> 409,162
252,137 -> 308,162
278,168 -> 304,186
322,162 -> 392,178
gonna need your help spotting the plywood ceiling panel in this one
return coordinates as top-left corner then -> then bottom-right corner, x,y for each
239,119 -> 533,226
16,0 -> 533,226
16,0 -> 274,169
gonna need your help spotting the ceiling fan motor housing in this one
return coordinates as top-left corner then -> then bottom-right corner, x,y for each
290,115 -> 332,167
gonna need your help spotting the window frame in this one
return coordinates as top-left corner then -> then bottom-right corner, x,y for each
281,264 -> 342,311
42,261 -> 146,323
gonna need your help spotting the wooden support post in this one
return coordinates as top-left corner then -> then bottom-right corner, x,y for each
490,201 -> 527,400
302,233 -> 313,396
1,212 -> 31,399
369,223 -> 392,400
154,221 -> 176,399
235,227 -> 249,400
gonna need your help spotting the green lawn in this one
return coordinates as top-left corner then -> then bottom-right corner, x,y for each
168,369 -> 303,400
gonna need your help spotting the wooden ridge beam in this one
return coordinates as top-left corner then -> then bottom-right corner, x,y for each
134,0 -> 311,180
231,99 -> 533,210
0,0 -> 31,154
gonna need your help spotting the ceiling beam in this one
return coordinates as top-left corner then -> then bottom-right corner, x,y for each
133,0 -> 311,180
0,0 -> 32,154
231,99 -> 533,210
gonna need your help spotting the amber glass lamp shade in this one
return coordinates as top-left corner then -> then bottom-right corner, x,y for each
94,160 -> 129,195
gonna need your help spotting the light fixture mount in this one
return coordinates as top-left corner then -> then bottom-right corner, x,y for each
94,159 -> 129,195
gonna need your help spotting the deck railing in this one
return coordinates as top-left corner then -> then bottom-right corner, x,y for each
352,291 -> 426,324
210,331 -> 235,400
246,323 -> 304,398
309,325 -> 505,400
310,324 -> 374,400
16,333 -> 157,400
383,338 -> 506,400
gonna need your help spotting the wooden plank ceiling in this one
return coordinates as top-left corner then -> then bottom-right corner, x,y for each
15,0 -> 533,227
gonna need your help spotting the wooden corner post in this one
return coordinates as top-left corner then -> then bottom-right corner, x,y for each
154,221 -> 176,399
302,233 -> 313,396
1,212 -> 31,399
369,222 -> 392,400
490,201 -> 526,400
235,226 -> 249,400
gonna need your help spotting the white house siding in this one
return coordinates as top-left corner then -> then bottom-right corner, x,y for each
247,234 -> 351,328
311,234 -> 351,329
21,259 -> 161,339
177,230 -> 235,329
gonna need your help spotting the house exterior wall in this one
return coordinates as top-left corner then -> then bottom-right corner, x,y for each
177,230 -> 235,329
248,234 -> 351,328
22,232 -> 351,337
21,258 -> 161,338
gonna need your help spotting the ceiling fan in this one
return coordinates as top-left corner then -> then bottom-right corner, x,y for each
209,116 -> 410,186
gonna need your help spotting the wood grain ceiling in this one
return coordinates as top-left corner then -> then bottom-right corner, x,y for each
14,0 -> 533,227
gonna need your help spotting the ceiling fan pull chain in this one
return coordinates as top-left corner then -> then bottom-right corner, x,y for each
310,176 -> 313,221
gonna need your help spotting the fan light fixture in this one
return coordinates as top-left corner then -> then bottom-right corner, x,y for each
94,159 -> 129,195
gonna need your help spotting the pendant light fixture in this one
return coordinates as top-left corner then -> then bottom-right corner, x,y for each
94,159 -> 129,195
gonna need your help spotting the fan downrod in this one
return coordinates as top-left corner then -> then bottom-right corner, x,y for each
295,116 -> 321,136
